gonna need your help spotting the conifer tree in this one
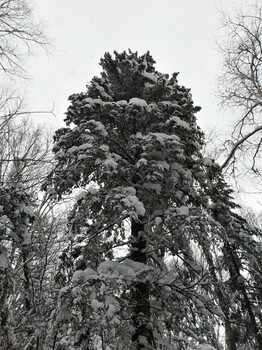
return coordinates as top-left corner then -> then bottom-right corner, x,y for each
45,51 -> 261,350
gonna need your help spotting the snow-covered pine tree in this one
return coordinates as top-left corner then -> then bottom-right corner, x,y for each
0,118 -> 65,350
45,51 -> 261,350
0,182 -> 34,349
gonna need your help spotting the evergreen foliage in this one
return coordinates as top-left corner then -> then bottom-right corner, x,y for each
44,51 -> 262,350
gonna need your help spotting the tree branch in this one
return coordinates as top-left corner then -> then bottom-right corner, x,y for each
221,124 -> 262,169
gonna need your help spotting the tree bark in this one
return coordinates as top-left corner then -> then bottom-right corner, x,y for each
130,218 -> 154,349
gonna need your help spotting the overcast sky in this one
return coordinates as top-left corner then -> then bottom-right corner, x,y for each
21,0 -> 242,132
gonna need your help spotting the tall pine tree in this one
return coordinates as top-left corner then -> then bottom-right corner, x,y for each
45,51 -> 261,350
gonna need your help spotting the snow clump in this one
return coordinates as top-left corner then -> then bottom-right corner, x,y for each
203,157 -> 214,167
176,206 -> 189,216
129,98 -> 148,107
196,344 -> 217,350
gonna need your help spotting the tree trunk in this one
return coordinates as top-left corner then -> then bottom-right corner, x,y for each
22,248 -> 32,311
225,243 -> 262,350
201,243 -> 237,350
224,320 -> 238,350
212,209 -> 262,350
130,218 -> 154,349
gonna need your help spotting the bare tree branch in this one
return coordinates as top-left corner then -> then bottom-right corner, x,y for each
221,124 -> 262,169
0,0 -> 50,78
217,4 -> 262,177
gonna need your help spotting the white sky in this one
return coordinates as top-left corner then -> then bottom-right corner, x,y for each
21,0 -> 241,132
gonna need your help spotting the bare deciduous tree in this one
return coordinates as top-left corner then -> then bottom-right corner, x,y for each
0,0 -> 49,77
0,115 -> 70,349
217,4 -> 262,176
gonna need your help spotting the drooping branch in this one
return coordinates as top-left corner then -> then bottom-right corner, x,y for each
221,124 -> 262,169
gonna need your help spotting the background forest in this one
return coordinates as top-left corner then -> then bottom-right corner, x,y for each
0,1 -> 262,350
